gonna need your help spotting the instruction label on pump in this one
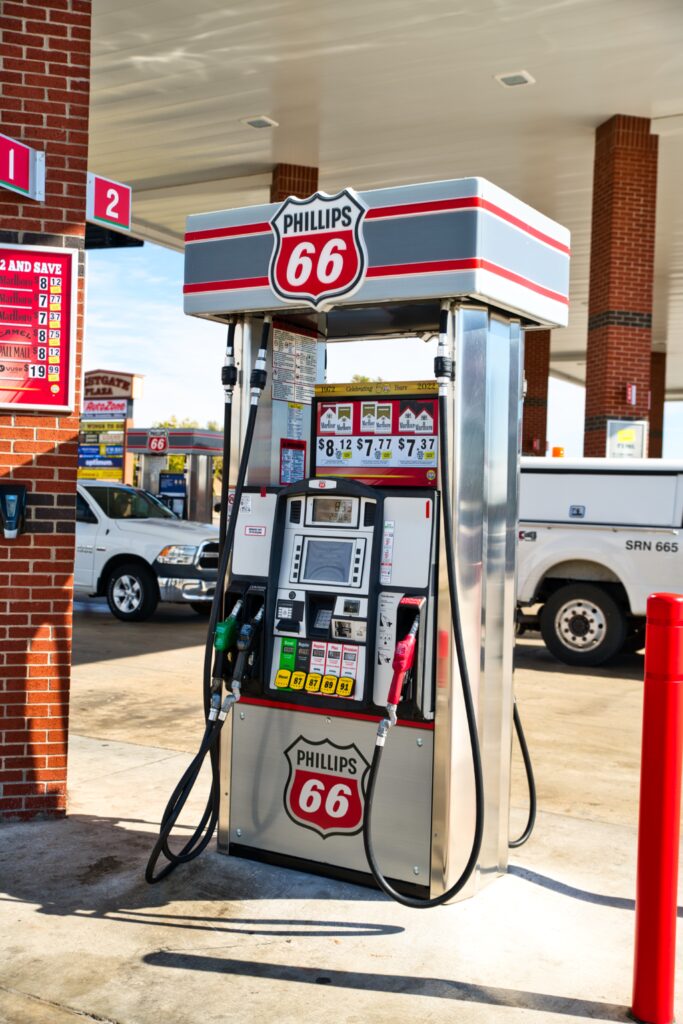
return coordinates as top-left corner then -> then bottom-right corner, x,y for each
380,520 -> 395,584
377,592 -> 402,666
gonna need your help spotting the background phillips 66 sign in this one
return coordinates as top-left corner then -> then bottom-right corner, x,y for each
283,736 -> 370,838
268,189 -> 368,309
147,429 -> 168,453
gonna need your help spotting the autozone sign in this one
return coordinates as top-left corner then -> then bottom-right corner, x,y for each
269,189 -> 368,309
283,736 -> 369,838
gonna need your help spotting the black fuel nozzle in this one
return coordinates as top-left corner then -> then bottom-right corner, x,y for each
210,598 -> 244,694
229,602 -> 265,702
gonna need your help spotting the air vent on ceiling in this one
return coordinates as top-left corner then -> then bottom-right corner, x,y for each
494,70 -> 535,88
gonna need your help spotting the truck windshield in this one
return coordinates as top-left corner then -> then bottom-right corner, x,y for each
85,485 -> 177,520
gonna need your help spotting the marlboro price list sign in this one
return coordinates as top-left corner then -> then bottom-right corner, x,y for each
312,381 -> 439,487
0,245 -> 77,412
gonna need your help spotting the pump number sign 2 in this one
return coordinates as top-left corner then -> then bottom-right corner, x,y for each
312,383 -> 439,487
0,244 -> 77,412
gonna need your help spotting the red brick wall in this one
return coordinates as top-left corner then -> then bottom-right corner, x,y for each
270,164 -> 319,203
649,351 -> 666,458
0,0 -> 91,820
522,329 -> 550,455
584,115 -> 658,456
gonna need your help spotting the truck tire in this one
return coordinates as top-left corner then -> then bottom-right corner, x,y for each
540,583 -> 627,667
106,562 -> 158,622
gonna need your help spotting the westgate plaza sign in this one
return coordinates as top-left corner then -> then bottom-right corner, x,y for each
84,369 -> 143,400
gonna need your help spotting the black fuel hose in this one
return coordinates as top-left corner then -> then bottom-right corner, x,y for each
508,699 -> 537,848
362,308 -> 485,908
146,317 -> 272,884
218,321 -> 237,552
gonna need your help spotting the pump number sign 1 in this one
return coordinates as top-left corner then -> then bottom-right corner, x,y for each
312,382 -> 439,487
0,244 -> 77,412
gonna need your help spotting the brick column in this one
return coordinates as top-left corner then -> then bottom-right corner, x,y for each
649,351 -> 666,458
270,164 -> 319,203
584,115 -> 658,456
522,329 -> 550,455
0,0 -> 91,820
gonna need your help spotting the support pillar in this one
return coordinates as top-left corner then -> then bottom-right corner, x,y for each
522,330 -> 550,455
270,164 -> 319,203
0,0 -> 92,820
649,351 -> 666,458
584,115 -> 658,457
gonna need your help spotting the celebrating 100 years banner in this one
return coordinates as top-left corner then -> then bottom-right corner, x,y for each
0,244 -> 77,412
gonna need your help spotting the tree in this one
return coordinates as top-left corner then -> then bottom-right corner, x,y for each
351,374 -> 383,383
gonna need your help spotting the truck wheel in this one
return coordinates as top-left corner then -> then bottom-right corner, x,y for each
540,583 -> 627,667
106,562 -> 158,622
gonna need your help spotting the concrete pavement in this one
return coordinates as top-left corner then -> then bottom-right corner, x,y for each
1,603 -> 679,1024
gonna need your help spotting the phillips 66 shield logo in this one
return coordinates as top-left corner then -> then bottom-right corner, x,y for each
269,189 -> 368,310
284,736 -> 370,838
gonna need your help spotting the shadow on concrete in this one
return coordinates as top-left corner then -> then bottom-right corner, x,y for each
509,865 -> 683,918
72,602 -> 208,666
0,813 -> 393,922
141,951 -> 631,1020
514,639 -> 644,682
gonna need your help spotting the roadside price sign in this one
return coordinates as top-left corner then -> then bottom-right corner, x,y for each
86,173 -> 132,232
0,244 -> 77,412
148,429 -> 169,453
0,133 -> 45,201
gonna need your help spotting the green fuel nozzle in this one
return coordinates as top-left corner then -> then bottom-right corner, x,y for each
210,599 -> 243,694
214,599 -> 243,652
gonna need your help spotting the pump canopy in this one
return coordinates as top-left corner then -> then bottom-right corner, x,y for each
184,177 -> 570,334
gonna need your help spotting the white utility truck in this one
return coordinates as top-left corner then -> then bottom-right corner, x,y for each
75,481 -> 219,621
517,458 -> 683,665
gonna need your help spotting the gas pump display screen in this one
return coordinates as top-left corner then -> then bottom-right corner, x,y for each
301,539 -> 354,584
311,497 -> 354,524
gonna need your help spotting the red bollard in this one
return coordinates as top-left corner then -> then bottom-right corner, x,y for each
632,593 -> 683,1024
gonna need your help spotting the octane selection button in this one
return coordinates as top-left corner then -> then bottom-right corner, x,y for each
305,673 -> 322,693
321,675 -> 337,695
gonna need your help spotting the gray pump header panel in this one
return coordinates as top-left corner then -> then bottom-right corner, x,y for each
184,176 -> 570,328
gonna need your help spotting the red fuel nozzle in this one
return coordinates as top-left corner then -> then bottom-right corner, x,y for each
387,617 -> 420,707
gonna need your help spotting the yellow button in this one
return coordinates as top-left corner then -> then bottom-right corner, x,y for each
275,669 -> 291,689
336,676 -> 355,698
305,673 -> 322,693
321,675 -> 337,695
290,671 -> 306,690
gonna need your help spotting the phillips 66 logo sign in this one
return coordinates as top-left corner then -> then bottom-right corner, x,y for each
283,736 -> 370,838
269,189 -> 368,309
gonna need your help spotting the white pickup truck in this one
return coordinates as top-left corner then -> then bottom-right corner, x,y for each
75,481 -> 219,621
517,458 -> 683,665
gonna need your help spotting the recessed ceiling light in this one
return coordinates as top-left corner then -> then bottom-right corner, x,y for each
241,115 -> 279,129
495,70 -> 536,88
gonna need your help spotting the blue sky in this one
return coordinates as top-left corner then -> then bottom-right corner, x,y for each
84,242 -> 683,457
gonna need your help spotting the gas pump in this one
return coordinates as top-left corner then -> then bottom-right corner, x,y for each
147,177 -> 569,901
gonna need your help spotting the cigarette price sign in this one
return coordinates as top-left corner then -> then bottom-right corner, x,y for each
312,380 -> 439,487
86,173 -> 132,232
0,133 -> 45,201
0,244 -> 77,412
